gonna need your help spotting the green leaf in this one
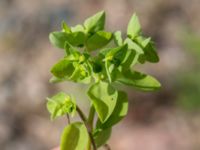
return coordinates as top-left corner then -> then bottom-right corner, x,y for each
64,43 -> 81,59
93,128 -> 112,148
103,45 -> 127,62
124,38 -> 143,54
84,11 -> 105,33
49,32 -> 68,49
66,31 -> 86,47
113,31 -> 123,46
102,45 -> 129,72
86,31 -> 112,51
121,49 -> 137,69
143,41 -> 159,63
127,13 -> 141,39
117,70 -> 161,91
98,91 -> 128,129
69,63 -> 91,84
62,21 -> 71,33
136,37 -> 159,63
71,24 -> 85,33
105,61 -> 113,82
49,76 -> 65,83
87,81 -> 118,122
61,122 -> 89,150
51,59 -> 75,78
46,92 -> 76,120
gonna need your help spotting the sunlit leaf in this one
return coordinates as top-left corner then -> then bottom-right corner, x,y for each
49,32 -> 68,49
61,122 -> 89,150
84,11 -> 105,33
127,13 -> 141,39
117,70 -> 161,91
113,31 -> 123,46
71,24 -> 85,33
87,81 -> 118,122
124,38 -> 143,54
86,31 -> 112,51
51,59 -> 75,78
98,91 -> 128,129
62,21 -> 71,33
66,31 -> 86,47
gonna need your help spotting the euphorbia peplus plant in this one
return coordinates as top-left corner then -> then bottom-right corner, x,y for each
47,11 -> 161,150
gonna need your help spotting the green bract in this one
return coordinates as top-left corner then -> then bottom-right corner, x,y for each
47,92 -> 76,120
47,11 -> 161,150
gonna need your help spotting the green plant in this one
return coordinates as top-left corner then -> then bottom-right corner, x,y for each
47,11 -> 161,150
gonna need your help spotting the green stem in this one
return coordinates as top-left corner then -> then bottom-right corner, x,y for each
66,114 -> 71,124
76,105 -> 97,150
87,105 -> 96,150
88,105 -> 95,128
76,105 -> 87,122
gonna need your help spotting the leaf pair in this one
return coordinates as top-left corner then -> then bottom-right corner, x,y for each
50,11 -> 112,51
126,14 -> 159,63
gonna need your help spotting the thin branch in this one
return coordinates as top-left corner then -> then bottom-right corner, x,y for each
76,105 -> 97,150
87,105 -> 95,128
76,105 -> 87,122
66,114 -> 71,124
88,131 -> 97,150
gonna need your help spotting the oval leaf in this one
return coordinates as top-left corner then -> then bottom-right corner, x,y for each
86,31 -> 112,51
66,31 -> 86,47
98,91 -> 128,129
49,32 -> 68,49
51,59 -> 75,78
61,122 -> 89,150
87,81 -> 118,122
117,70 -> 161,91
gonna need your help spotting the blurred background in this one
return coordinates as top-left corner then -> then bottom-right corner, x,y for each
0,0 -> 200,150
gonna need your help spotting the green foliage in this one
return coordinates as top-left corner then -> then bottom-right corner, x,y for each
117,70 -> 161,91
47,11 -> 161,150
127,14 -> 141,39
97,91 -> 128,129
88,81 -> 118,122
49,32 -> 68,49
113,31 -> 123,46
47,92 -> 76,120
93,128 -> 112,148
84,11 -> 105,33
61,122 -> 89,150
86,31 -> 112,51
